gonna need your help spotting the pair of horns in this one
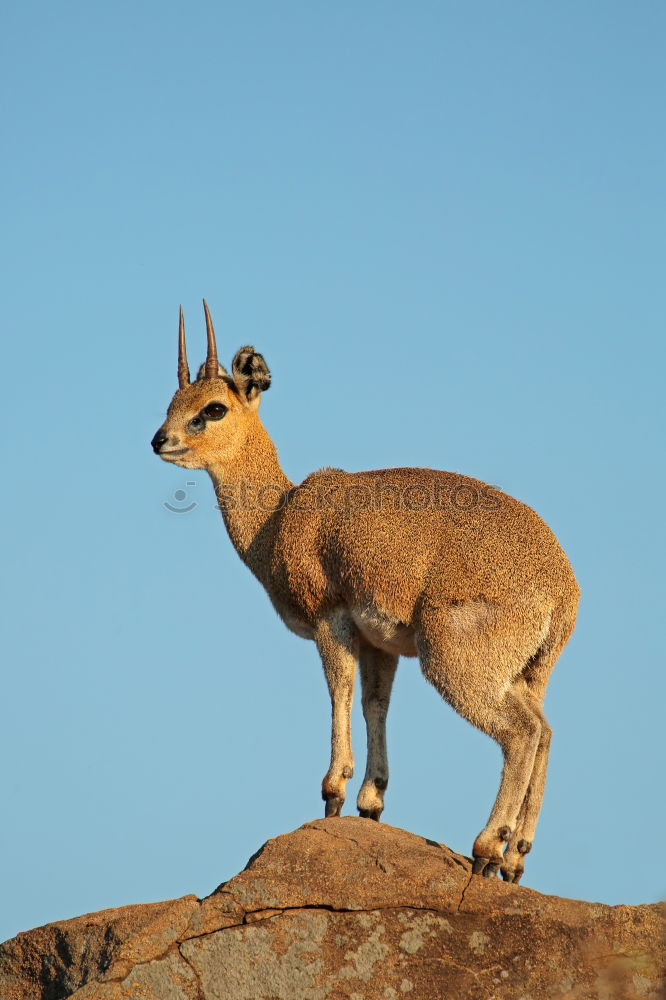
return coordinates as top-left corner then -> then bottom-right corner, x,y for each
178,299 -> 220,388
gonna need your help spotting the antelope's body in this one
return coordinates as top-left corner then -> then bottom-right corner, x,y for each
152,303 -> 579,883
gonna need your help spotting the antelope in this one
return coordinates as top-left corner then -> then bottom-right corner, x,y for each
151,301 -> 579,883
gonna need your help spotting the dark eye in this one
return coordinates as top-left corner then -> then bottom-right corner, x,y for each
203,402 -> 227,421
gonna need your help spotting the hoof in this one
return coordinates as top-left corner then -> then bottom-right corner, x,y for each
472,856 -> 489,875
501,867 -> 523,884
358,808 -> 382,821
472,856 -> 501,877
324,796 -> 343,818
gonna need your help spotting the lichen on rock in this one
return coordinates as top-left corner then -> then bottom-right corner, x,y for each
1,818 -> 664,999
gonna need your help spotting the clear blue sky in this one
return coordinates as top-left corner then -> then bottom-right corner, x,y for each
1,1 -> 664,943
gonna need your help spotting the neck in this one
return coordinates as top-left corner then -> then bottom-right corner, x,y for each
208,418 -> 293,575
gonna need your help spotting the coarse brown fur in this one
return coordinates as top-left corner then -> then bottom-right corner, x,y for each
152,304 -> 580,883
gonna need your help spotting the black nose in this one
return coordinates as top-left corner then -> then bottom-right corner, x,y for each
151,429 -> 168,453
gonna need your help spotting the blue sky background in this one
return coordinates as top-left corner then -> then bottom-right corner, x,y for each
1,1 -> 664,943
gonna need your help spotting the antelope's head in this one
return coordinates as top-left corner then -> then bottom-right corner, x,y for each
151,301 -> 271,471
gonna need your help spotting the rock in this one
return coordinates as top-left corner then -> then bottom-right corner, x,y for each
1,818 -> 664,999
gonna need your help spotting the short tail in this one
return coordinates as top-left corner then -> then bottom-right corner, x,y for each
523,592 -> 579,700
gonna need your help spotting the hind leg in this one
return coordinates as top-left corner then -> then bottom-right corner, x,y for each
500,615 -> 576,883
417,610 -> 544,878
501,676 -> 556,882
499,694 -> 552,881
356,645 -> 398,821
469,690 -> 543,877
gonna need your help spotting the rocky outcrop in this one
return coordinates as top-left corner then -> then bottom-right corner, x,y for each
1,818 -> 664,999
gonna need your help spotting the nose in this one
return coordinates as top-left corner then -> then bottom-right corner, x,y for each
151,428 -> 168,453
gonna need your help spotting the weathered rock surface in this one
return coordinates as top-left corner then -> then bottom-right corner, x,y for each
1,818 -> 664,999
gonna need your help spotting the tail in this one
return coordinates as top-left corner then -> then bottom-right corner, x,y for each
523,589 -> 579,700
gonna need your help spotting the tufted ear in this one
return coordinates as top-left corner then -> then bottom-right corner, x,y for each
231,346 -> 271,403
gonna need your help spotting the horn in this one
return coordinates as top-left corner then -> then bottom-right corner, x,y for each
177,306 -> 190,388
203,298 -> 220,378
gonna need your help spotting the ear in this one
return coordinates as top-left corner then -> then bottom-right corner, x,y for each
231,346 -> 271,404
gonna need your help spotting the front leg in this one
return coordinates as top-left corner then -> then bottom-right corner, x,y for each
357,645 -> 398,821
315,610 -> 359,817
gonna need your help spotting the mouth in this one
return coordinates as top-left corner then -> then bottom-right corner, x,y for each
158,448 -> 190,457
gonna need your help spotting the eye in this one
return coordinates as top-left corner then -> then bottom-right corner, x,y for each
202,402 -> 227,421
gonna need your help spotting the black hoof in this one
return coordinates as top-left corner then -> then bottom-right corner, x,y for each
501,868 -> 523,884
358,808 -> 382,821
324,797 -> 343,818
473,856 -> 502,877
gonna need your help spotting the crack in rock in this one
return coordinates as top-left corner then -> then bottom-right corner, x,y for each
4,820 -> 664,1000
311,824 -> 392,874
177,942 -> 205,1000
457,872 -> 475,913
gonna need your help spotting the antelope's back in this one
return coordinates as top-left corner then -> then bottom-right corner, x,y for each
274,467 -> 577,624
